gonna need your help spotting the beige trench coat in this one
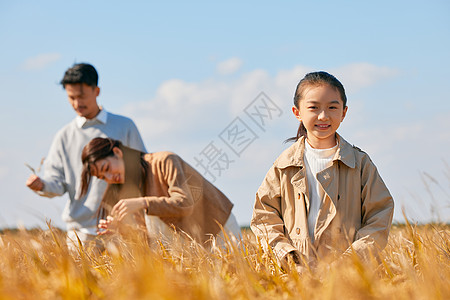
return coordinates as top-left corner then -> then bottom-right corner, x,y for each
251,135 -> 394,264
142,151 -> 234,244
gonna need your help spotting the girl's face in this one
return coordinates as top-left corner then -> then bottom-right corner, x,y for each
292,84 -> 347,149
92,147 -> 125,184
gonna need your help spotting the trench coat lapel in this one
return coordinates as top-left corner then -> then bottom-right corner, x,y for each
318,166 -> 339,207
291,167 -> 308,212
313,164 -> 338,243
313,134 -> 356,244
290,168 -> 306,191
288,138 -> 308,210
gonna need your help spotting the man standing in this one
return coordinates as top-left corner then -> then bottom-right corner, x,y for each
26,63 -> 146,247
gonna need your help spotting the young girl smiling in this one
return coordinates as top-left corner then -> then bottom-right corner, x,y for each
251,71 -> 394,268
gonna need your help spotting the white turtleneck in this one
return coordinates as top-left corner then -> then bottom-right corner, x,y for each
303,140 -> 338,242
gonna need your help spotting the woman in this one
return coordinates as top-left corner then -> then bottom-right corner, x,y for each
80,137 -> 240,246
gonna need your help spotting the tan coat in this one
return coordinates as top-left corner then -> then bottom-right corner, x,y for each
142,151 -> 234,244
251,135 -> 394,263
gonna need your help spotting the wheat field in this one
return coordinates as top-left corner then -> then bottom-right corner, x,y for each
0,221 -> 448,300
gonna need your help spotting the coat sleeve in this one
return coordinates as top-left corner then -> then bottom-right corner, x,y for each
346,155 -> 394,260
251,165 -> 300,262
143,154 -> 195,218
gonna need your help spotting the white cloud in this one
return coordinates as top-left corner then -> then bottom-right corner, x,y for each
0,151 -> 7,180
340,108 -> 450,223
331,63 -> 399,92
216,57 -> 243,75
121,62 -> 450,224
0,166 -> 7,180
21,53 -> 62,70
275,65 -> 312,91
123,62 -> 400,144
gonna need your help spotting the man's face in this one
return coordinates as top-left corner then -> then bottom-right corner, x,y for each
65,83 -> 100,119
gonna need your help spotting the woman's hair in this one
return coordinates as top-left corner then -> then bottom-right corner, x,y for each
80,137 -> 121,197
286,71 -> 347,143
80,137 -> 148,220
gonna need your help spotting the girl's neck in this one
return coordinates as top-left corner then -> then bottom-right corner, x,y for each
305,135 -> 337,149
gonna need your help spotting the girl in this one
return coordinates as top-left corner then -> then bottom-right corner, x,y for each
80,137 -> 241,247
251,71 -> 394,267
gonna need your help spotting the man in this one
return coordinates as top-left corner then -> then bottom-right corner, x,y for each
26,63 -> 146,247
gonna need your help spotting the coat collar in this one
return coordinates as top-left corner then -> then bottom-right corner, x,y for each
274,133 -> 356,169
334,134 -> 356,168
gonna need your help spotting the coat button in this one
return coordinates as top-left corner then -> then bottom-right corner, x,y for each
296,228 -> 300,235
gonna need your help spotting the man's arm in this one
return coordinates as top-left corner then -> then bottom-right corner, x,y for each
26,135 -> 67,198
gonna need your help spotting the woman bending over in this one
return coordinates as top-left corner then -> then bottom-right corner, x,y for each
80,137 -> 241,246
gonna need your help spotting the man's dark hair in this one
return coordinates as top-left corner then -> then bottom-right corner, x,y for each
60,63 -> 99,88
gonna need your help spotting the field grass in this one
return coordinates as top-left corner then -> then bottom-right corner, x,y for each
0,222 -> 449,299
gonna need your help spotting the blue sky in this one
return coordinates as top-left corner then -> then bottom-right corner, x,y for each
1,1 -> 449,229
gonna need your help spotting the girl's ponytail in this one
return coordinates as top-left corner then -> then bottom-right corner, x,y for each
285,122 -> 307,143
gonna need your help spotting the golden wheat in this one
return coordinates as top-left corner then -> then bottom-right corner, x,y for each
0,222 -> 448,300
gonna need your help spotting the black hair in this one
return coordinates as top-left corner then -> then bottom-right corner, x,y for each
80,137 -> 148,221
60,63 -> 99,88
285,71 -> 347,143
80,137 -> 121,197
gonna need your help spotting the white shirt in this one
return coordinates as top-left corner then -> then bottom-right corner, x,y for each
75,107 -> 108,128
303,140 -> 338,242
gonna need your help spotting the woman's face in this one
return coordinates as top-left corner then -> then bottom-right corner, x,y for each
92,147 -> 125,184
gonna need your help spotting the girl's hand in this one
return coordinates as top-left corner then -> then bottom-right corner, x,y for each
97,216 -> 116,235
111,198 -> 147,221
